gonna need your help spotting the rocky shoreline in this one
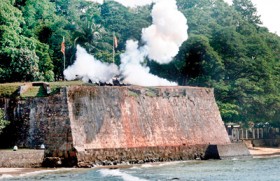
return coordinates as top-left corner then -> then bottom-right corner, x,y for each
0,143 -> 251,168
1,147 -> 280,178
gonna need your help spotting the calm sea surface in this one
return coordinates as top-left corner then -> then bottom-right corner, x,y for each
1,157 -> 280,181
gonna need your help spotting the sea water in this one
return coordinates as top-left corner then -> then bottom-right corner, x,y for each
1,157 -> 280,181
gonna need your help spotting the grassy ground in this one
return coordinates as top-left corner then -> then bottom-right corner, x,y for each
0,83 -> 23,97
0,81 -> 85,98
20,86 -> 45,97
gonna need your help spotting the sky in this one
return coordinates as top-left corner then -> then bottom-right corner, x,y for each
87,0 -> 155,7
224,0 -> 280,36
89,0 -> 280,36
113,0 -> 155,7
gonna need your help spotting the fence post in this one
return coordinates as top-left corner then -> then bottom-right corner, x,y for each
237,129 -> 240,140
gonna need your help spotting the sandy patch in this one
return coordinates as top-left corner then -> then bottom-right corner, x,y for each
0,168 -> 44,177
0,168 -> 74,179
249,147 -> 280,158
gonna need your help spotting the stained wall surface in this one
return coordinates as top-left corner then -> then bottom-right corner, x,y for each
0,89 -> 73,154
0,86 -> 234,167
67,86 -> 230,152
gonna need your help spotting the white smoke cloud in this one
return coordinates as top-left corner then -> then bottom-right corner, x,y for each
120,40 -> 177,86
65,0 -> 188,86
118,0 -> 187,86
142,0 -> 188,63
63,45 -> 119,83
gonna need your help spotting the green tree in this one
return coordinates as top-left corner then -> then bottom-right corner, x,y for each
176,35 -> 224,86
100,1 -> 151,48
21,0 -> 57,37
21,0 -> 68,80
0,0 -> 55,82
174,0 -> 280,127
232,0 -> 262,25
74,14 -> 103,52
0,109 -> 9,134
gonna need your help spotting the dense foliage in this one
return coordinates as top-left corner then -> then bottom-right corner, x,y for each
0,0 -> 279,127
0,109 -> 9,134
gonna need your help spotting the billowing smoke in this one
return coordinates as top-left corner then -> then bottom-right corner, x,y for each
119,0 -> 188,86
64,0 -> 188,86
119,40 -> 177,86
64,45 -> 119,83
142,0 -> 188,63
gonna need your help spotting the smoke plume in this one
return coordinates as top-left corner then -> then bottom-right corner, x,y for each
64,0 -> 188,86
64,45 -> 119,83
142,0 -> 188,63
119,40 -> 177,86
119,0 -> 188,86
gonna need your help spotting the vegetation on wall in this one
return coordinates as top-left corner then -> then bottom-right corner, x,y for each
0,109 -> 9,134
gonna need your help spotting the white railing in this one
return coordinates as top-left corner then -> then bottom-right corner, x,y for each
228,128 -> 280,141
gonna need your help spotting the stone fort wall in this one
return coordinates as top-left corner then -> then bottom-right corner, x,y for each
67,86 -> 231,166
0,86 -> 235,167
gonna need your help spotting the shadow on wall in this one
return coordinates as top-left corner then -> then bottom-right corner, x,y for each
0,98 -> 28,149
203,145 -> 221,160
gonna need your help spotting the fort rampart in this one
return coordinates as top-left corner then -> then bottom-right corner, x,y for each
0,86 -> 250,167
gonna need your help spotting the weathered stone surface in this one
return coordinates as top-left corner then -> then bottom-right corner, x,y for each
42,157 -> 62,167
217,143 -> 252,159
0,86 -> 237,167
67,86 -> 230,151
0,150 -> 44,168
0,89 -> 71,150
76,145 -> 208,167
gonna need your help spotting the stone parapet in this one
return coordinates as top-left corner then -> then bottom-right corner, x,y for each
0,150 -> 44,168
